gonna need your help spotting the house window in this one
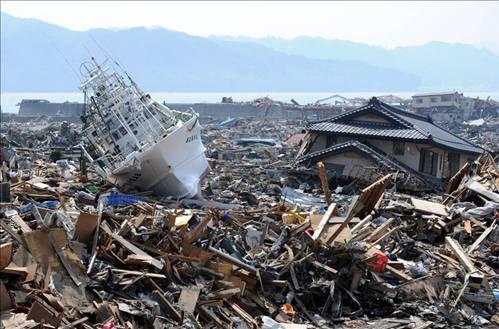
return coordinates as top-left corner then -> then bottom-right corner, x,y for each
419,149 -> 438,176
415,99 -> 423,104
441,95 -> 452,102
393,142 -> 405,156
448,152 -> 460,175
326,135 -> 337,147
430,97 -> 438,103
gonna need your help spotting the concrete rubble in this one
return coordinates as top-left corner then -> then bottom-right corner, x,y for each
0,119 -> 498,329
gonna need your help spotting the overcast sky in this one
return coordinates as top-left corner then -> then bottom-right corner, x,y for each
2,1 -> 499,53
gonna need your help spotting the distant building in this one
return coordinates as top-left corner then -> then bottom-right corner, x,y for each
411,91 -> 464,126
17,99 -> 84,117
296,98 -> 483,190
412,91 -> 463,109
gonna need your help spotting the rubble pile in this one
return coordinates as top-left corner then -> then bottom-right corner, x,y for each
202,119 -> 303,206
458,117 -> 499,153
1,121 -> 81,149
0,136 -> 498,329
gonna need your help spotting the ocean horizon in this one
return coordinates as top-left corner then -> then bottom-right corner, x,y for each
2,91 -> 499,114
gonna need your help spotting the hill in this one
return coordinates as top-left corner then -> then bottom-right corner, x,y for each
1,12 -> 418,92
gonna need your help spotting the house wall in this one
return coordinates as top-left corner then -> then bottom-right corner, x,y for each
352,113 -> 391,123
309,133 -> 327,152
310,134 -> 474,179
412,92 -> 462,109
321,151 -> 377,178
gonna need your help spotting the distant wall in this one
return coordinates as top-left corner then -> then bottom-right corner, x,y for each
166,102 -> 307,120
412,93 -> 462,109
18,100 -> 84,117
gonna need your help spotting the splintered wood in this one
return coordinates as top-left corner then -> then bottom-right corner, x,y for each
1,142 -> 498,328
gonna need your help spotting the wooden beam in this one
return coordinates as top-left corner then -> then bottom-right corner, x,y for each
152,290 -> 182,322
351,214 -> 373,234
467,220 -> 497,255
385,264 -> 412,282
311,260 -> 338,274
312,203 -> 336,240
111,233 -> 163,270
365,218 -> 396,243
317,161 -> 332,205
445,237 -> 477,273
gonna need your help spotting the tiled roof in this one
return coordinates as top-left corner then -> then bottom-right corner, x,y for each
307,97 -> 483,154
310,122 -> 427,140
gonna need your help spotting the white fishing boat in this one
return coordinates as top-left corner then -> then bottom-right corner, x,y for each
79,58 -> 209,198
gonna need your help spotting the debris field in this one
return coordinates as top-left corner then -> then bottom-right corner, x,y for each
0,119 -> 498,329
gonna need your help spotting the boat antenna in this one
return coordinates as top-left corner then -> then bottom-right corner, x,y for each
42,30 -> 82,84
88,33 -> 144,94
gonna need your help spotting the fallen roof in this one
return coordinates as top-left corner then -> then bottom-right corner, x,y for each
297,140 -> 408,171
307,97 -> 483,154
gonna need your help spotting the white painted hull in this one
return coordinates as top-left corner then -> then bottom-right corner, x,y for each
109,116 -> 209,198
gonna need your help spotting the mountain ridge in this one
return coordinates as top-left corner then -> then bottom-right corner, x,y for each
2,12 -> 498,92
215,36 -> 499,91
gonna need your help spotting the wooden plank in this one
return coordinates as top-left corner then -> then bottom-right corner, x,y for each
410,198 -> 448,217
207,246 -> 257,275
87,202 -> 104,274
365,218 -> 396,243
385,264 -> 412,282
111,233 -> 163,270
73,212 -> 98,245
354,174 -> 392,218
0,280 -> 12,311
152,290 -> 182,322
311,203 -> 336,241
311,260 -> 338,274
369,227 -> 399,247
326,175 -> 391,245
47,231 -> 82,287
229,302 -> 259,327
445,237 -> 477,273
320,223 -> 351,245
467,220 -> 497,254
206,287 -> 241,300
0,242 -> 13,270
177,286 -> 200,314
351,214 -> 373,234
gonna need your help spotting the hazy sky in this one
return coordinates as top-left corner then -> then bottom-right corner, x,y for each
2,1 -> 499,52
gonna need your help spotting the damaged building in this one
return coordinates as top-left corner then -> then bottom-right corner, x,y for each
296,97 -> 484,190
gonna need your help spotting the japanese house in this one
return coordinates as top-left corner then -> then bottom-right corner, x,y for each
296,97 -> 484,189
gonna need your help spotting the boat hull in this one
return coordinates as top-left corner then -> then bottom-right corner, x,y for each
109,115 -> 209,198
